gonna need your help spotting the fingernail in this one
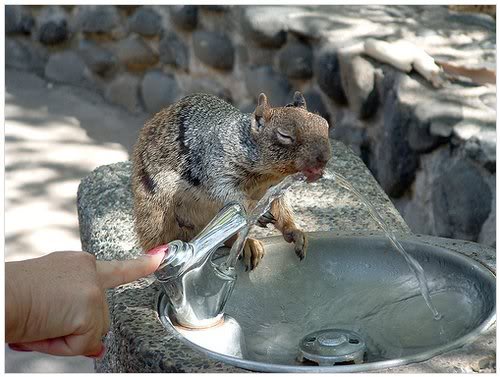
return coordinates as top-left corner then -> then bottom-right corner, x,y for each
86,343 -> 106,359
9,344 -> 32,352
145,244 -> 169,256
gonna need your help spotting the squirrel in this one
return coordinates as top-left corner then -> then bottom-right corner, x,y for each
131,91 -> 332,270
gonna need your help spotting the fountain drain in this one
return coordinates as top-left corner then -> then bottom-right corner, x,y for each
297,329 -> 366,366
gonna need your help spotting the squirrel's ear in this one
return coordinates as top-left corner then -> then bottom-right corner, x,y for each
252,93 -> 270,133
255,93 -> 269,116
292,91 -> 307,109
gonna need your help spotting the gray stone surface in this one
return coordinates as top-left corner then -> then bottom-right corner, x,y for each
113,34 -> 158,71
74,5 -> 120,34
446,10 -> 496,31
244,66 -> 291,106
192,31 -> 234,70
105,73 -> 141,113
331,110 -> 367,158
37,6 -> 69,45
5,5 -> 34,35
140,70 -> 179,114
182,78 -> 232,104
170,5 -> 198,31
278,41 -> 313,79
374,70 -> 419,197
45,51 -> 94,88
478,190 -> 496,248
241,6 -> 290,48
315,45 -> 348,105
128,7 -> 162,37
339,54 -> 379,119
78,40 -> 116,76
303,89 -> 330,123
395,74 -> 448,153
394,145 -> 495,247
431,159 -> 492,242
202,5 -> 232,12
77,140 -> 495,373
158,31 -> 189,71
240,44 -> 276,66
462,136 -> 496,173
5,37 -> 47,75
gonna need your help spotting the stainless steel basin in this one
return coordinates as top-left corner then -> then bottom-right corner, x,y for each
158,233 -> 496,372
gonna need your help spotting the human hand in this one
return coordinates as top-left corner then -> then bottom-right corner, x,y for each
6,246 -> 167,358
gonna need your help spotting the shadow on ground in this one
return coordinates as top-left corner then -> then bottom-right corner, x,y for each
5,68 -> 148,372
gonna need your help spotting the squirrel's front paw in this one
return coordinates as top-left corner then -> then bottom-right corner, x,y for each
283,228 -> 308,261
241,238 -> 265,271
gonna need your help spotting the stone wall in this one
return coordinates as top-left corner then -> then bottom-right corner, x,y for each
6,5 -> 496,247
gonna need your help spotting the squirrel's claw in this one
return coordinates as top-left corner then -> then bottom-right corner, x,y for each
243,238 -> 265,271
284,228 -> 308,261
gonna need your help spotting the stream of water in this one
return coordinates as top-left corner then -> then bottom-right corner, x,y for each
328,172 -> 441,320
226,171 -> 441,320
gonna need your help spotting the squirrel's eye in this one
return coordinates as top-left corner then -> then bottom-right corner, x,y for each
276,128 -> 295,145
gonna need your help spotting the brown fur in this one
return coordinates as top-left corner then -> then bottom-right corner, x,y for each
132,91 -> 331,270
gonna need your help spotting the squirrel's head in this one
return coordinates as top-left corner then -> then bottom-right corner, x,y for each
250,91 -> 332,182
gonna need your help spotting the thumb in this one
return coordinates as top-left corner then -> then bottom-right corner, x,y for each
96,245 -> 168,289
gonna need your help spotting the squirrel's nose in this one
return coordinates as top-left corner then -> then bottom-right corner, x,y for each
315,151 -> 330,168
316,155 -> 328,166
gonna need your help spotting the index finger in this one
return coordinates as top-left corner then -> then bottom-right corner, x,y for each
96,249 -> 166,289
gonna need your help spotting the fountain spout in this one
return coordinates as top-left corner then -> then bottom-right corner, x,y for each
154,202 -> 247,328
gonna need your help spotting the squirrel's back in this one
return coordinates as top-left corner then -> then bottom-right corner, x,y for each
133,93 -> 256,200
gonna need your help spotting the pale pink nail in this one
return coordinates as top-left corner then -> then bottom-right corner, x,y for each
145,244 -> 169,256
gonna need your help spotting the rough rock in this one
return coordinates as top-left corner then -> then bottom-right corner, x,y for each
182,79 -> 232,104
5,38 -> 47,75
140,71 -> 180,114
239,101 -> 256,114
471,354 -> 496,373
278,41 -> 313,79
44,51 -> 93,87
411,99 -> 460,152
315,45 -> 348,105
202,5 -> 231,12
114,34 -> 158,71
244,66 -> 291,106
446,11 -> 496,31
170,5 -> 198,31
330,110 -> 367,157
192,31 -> 234,70
78,40 -> 116,75
478,190 -> 495,248
391,75 -> 454,153
287,13 -> 347,40
242,45 -> 276,66
374,71 -> 419,197
159,31 -> 189,71
128,7 -> 162,37
460,135 -> 496,173
413,83 -> 495,159
303,89 -> 330,123
75,5 -> 120,34
339,54 -> 379,119
5,5 -> 34,35
116,5 -> 140,15
105,74 -> 141,113
432,159 -> 492,241
241,6 -> 290,48
37,6 -> 69,45
77,163 -> 138,261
